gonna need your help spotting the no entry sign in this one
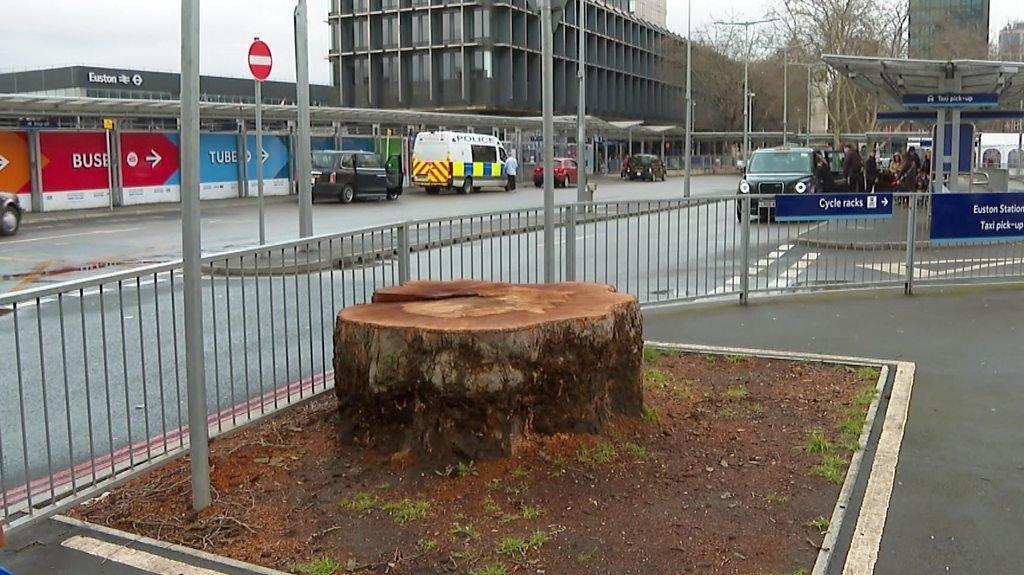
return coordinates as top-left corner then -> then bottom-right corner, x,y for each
248,39 -> 272,81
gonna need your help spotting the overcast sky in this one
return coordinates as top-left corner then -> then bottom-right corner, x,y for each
0,0 -> 1018,85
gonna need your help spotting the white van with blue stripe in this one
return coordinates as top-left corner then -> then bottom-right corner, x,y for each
412,131 -> 509,195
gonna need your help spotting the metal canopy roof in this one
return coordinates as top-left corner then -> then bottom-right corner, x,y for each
822,54 -> 1024,108
0,94 -> 573,131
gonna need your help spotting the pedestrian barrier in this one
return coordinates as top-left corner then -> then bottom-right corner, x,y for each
3,192 -> 1024,533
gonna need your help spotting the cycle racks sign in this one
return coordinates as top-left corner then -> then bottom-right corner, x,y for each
775,193 -> 894,222
931,192 -> 1024,243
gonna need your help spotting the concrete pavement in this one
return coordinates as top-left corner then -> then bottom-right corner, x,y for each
646,285 -> 1024,574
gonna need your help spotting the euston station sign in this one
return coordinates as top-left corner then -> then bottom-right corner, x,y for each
931,192 -> 1024,243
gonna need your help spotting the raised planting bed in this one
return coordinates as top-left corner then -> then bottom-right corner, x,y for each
71,347 -> 882,575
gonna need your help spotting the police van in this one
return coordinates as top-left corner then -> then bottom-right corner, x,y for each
412,131 -> 509,195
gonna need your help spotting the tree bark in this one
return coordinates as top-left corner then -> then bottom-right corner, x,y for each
333,281 -> 643,464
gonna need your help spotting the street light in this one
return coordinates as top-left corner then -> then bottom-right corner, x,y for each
714,18 -> 776,166
684,0 -> 693,197
295,0 -> 313,238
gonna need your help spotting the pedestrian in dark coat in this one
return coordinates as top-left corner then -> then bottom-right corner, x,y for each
865,148 -> 879,193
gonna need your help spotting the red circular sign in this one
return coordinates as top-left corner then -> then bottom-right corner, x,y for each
248,39 -> 273,81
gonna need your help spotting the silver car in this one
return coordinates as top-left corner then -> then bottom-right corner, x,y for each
0,192 -> 23,236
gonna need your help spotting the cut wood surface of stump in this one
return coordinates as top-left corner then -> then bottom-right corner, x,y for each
334,280 -> 643,464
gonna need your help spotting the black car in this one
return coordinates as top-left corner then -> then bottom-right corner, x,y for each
312,150 -> 402,203
736,147 -> 833,221
0,192 -> 23,236
623,154 -> 667,182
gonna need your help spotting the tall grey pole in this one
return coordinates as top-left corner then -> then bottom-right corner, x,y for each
294,0 -> 313,238
542,0 -> 555,282
180,0 -> 210,512
684,0 -> 692,197
806,65 -> 812,147
1018,99 -> 1023,178
576,0 -> 588,202
255,77 -> 266,245
742,28 -> 750,165
782,50 -> 788,145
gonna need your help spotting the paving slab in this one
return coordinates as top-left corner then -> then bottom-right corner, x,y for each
643,285 -> 1024,574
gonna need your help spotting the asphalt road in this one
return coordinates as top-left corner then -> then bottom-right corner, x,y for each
0,175 -> 742,293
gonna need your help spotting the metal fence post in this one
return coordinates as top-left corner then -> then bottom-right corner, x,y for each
565,204 -> 577,281
397,222 -> 411,285
740,195 -> 751,304
905,192 -> 917,295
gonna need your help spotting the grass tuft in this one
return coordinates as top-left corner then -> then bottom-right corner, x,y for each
520,504 -> 545,519
339,492 -> 378,512
804,429 -> 834,454
764,491 -> 789,505
450,521 -> 479,541
455,460 -> 478,478
724,385 -> 749,400
854,366 -> 880,381
853,384 -> 879,407
641,405 -> 661,424
495,536 -> 529,557
380,498 -> 430,523
416,538 -> 438,552
806,515 -> 830,533
724,354 -> 748,364
292,557 -> 342,575
527,530 -> 550,550
622,441 -> 648,459
811,454 -> 848,485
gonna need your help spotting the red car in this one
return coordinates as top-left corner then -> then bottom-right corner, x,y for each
533,157 -> 578,188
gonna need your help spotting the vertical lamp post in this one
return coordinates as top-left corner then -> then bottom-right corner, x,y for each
684,0 -> 692,197
782,49 -> 788,145
541,0 -> 556,282
295,0 -> 314,238
714,18 -> 776,166
576,0 -> 588,202
180,0 -> 211,512
806,64 -> 813,147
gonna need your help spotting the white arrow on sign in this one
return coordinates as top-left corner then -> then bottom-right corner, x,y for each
146,149 -> 162,168
0,154 -> 9,173
261,149 -> 269,163
882,197 -> 889,207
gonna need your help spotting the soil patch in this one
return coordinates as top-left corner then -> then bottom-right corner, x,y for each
71,349 -> 878,575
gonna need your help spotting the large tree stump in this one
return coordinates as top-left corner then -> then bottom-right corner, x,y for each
333,280 -> 643,463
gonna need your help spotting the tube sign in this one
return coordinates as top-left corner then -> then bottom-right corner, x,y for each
39,131 -> 111,210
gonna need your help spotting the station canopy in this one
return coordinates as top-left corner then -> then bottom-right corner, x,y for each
822,54 -> 1024,108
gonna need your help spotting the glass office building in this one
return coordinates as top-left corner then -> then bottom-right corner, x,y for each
908,0 -> 990,59
328,0 -> 687,123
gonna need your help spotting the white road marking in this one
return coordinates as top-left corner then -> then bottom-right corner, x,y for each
61,535 -> 229,575
843,363 -> 916,575
713,243 -> 795,294
767,252 -> 819,289
859,257 -> 1024,279
1,227 -> 141,246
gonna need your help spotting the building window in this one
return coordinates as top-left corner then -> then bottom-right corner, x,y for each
411,13 -> 430,46
353,56 -> 369,87
470,49 -> 493,79
440,50 -> 462,81
381,54 -> 399,86
382,0 -> 399,9
411,52 -> 430,83
353,18 -> 368,50
470,8 -> 491,40
353,0 -> 369,12
441,10 -> 462,43
382,15 -> 399,48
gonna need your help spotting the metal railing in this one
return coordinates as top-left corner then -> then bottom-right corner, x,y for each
4,192 -> 1024,533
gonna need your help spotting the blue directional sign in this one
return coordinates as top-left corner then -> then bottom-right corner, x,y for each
931,192 -> 1024,243
775,193 -> 894,222
901,93 -> 999,108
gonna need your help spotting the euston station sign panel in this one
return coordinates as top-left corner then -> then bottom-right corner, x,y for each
931,192 -> 1024,243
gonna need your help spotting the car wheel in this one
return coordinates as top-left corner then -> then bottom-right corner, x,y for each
339,184 -> 355,204
534,180 -> 542,187
460,178 -> 473,195
425,187 -> 439,195
0,206 -> 20,236
386,189 -> 400,201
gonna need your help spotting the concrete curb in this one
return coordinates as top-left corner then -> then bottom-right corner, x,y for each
645,341 -> 915,575
52,515 -> 293,575
794,236 -> 1024,251
24,196 -> 296,226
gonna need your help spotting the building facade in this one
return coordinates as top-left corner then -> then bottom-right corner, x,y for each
328,0 -> 687,123
908,0 -> 990,59
998,21 -> 1024,61
0,66 -> 337,107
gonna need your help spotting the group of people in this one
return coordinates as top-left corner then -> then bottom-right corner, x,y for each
814,143 -> 933,194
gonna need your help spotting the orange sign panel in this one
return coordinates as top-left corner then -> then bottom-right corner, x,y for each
0,131 -> 31,194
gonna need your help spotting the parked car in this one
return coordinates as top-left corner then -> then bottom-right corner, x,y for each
0,192 -> 23,236
737,146 -> 821,221
312,150 -> 402,203
623,154 -> 666,182
533,158 -> 578,188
